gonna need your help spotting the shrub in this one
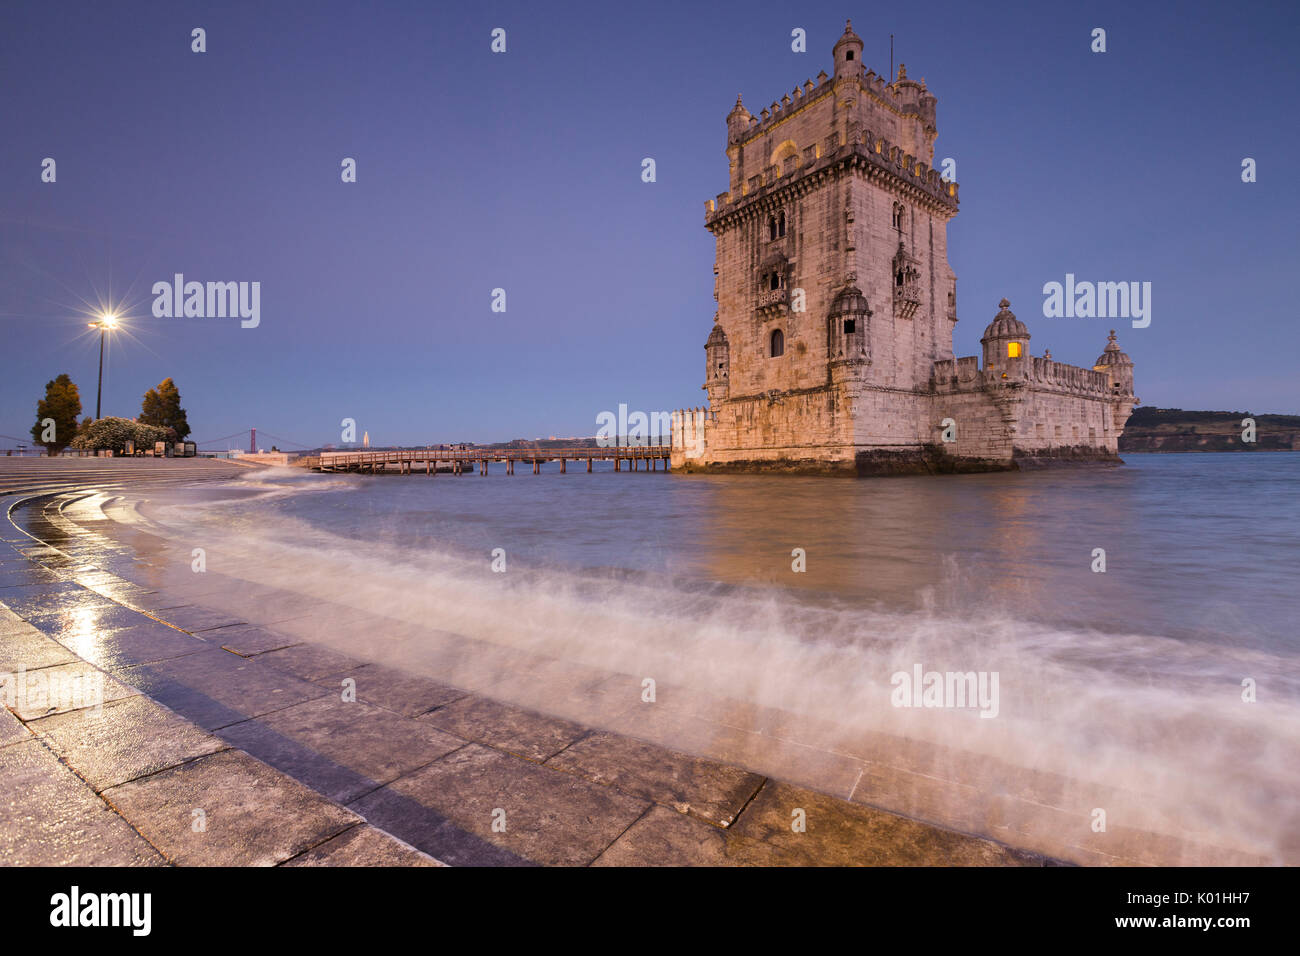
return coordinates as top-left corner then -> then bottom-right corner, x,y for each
70,418 -> 171,454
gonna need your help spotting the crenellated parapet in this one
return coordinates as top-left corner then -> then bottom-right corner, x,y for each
726,64 -> 936,149
670,407 -> 714,462
932,354 -> 1114,398
705,128 -> 959,227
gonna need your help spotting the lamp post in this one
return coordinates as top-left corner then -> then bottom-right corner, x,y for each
87,314 -> 118,420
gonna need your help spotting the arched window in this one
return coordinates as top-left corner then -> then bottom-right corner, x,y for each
778,211 -> 786,237
846,50 -> 854,61
768,217 -> 778,241
769,272 -> 781,291
892,203 -> 904,230
1007,342 -> 1022,358
770,329 -> 785,358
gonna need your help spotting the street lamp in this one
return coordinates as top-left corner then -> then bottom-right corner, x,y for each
87,314 -> 118,420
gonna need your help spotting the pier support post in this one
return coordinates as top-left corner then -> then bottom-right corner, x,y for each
560,459 -> 566,474
614,458 -> 620,472
587,458 -> 592,473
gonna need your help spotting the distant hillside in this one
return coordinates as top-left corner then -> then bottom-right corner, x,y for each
1119,407 -> 1300,452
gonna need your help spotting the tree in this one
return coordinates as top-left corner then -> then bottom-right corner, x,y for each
31,374 -> 82,455
139,378 -> 190,440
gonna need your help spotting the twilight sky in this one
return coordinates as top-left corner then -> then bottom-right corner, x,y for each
2,0 -> 1297,450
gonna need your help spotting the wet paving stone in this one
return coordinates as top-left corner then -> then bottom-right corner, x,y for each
0,567 -> 63,588
0,626 -> 80,671
151,604 -> 248,632
592,804 -> 739,866
1,660 -> 139,720
31,695 -> 228,791
58,620 -> 211,671
727,780 -> 1050,866
353,742 -> 649,866
546,731 -> 766,827
318,663 -> 466,717
0,739 -> 164,866
103,748 -> 360,866
0,581 -> 97,617
218,696 -> 465,804
122,648 -> 330,730
26,602 -> 162,640
255,643 -> 366,681
0,706 -> 29,748
420,694 -> 588,762
212,623 -> 301,657
283,824 -> 445,867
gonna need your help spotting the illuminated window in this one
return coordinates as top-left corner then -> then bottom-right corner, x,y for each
1007,342 -> 1022,358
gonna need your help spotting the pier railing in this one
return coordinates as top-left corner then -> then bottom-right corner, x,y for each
318,446 -> 672,475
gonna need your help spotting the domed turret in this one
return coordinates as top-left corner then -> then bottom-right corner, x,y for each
726,94 -> 752,143
1093,329 -> 1134,395
832,20 -> 864,81
829,284 -> 870,318
981,298 -> 1030,370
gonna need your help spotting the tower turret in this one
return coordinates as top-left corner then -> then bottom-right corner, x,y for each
981,298 -> 1030,373
726,94 -> 752,144
1093,329 -> 1134,396
832,20 -> 864,81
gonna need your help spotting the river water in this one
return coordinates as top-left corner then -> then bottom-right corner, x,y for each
135,451 -> 1300,863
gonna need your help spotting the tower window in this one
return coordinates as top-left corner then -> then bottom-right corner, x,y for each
846,51 -> 854,61
843,319 -> 856,334
770,272 -> 781,291
892,203 -> 903,230
768,217 -> 777,241
895,270 -> 904,287
1007,342 -> 1022,358
778,211 -> 786,237
770,329 -> 785,358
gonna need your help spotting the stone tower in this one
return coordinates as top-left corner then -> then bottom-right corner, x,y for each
672,24 -> 1134,473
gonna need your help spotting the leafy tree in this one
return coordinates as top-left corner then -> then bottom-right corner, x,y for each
139,378 -> 190,440
31,374 -> 82,455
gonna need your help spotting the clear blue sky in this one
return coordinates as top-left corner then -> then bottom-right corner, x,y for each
2,0 -> 1297,449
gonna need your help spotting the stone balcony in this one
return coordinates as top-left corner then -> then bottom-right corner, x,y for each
757,288 -> 789,315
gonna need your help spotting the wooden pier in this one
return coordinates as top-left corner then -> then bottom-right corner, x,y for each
317,446 -> 672,475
